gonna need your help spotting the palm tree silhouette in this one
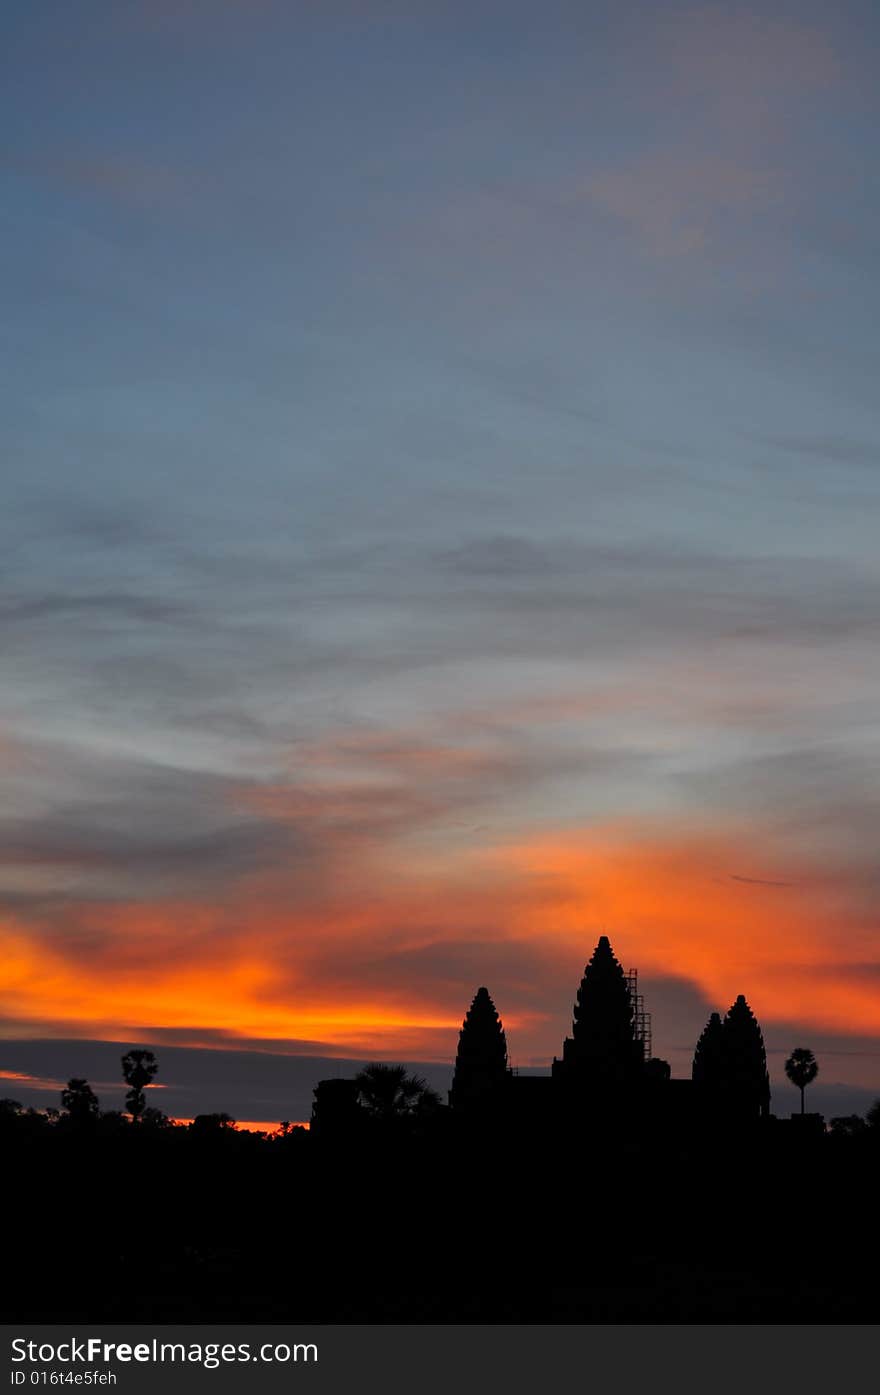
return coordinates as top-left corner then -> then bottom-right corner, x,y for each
121,1049 -> 158,1123
354,1063 -> 441,1122
785,1047 -> 819,1115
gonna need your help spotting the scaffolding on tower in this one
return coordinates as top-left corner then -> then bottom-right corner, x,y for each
625,968 -> 652,1062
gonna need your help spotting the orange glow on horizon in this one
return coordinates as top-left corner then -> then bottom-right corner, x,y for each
171,1118 -> 310,1133
2,814 -> 878,1061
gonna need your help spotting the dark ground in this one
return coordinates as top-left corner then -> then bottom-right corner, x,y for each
4,1110 -> 878,1322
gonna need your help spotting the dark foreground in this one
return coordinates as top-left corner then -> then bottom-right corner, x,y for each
4,1113 -> 878,1322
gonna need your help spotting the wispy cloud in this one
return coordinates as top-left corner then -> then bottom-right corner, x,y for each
761,434 -> 880,468
658,6 -> 840,132
581,154 -> 781,257
5,153 -> 200,212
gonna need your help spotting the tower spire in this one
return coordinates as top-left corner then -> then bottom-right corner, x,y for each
692,1011 -> 725,1088
450,986 -> 510,1111
555,935 -> 645,1087
722,994 -> 771,1118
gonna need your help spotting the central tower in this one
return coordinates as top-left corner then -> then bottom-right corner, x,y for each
553,935 -> 647,1090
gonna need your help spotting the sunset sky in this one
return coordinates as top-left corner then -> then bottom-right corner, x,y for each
2,1 -> 879,1124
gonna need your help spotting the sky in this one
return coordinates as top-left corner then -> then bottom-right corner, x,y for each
2,1 -> 879,1124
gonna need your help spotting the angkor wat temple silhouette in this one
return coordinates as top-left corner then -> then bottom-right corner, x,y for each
450,933 -> 771,1127
314,934 -> 775,1135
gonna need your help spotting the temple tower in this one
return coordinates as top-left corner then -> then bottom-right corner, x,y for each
692,996 -> 771,1119
449,986 -> 511,1111
721,994 -> 771,1118
553,935 -> 646,1088
692,1011 -> 725,1089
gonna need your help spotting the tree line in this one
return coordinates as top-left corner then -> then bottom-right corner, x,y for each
0,1055 -> 443,1136
2,1044 -> 879,1139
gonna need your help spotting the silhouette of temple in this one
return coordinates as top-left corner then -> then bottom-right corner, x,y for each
553,934 -> 648,1085
449,985 -> 510,1113
313,934 -> 773,1135
444,934 -> 772,1131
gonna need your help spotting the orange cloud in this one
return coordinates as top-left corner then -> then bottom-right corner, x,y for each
0,1068 -> 63,1094
0,914 -> 459,1049
2,804 -> 878,1069
481,820 -> 880,1037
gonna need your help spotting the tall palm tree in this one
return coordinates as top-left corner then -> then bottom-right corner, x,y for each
121,1048 -> 158,1123
354,1063 -> 441,1122
785,1047 -> 819,1115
